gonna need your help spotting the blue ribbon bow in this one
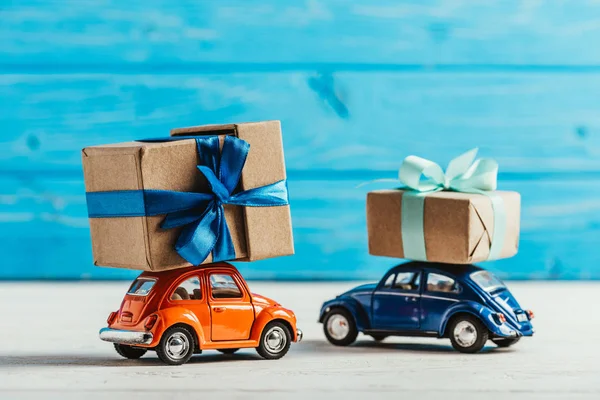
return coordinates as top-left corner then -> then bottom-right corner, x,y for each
86,135 -> 289,265
396,148 -> 506,261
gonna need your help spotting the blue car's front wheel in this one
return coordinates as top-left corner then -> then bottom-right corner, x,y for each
323,308 -> 358,346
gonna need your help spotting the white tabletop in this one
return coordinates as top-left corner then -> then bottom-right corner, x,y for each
0,281 -> 597,400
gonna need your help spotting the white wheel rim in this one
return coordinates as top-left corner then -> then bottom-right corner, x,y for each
166,332 -> 190,360
264,326 -> 287,353
453,321 -> 478,347
327,314 -> 350,340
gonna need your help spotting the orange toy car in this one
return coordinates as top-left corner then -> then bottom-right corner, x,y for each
99,263 -> 302,365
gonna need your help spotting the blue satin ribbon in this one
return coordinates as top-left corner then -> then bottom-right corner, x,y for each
397,148 -> 506,261
86,135 -> 289,265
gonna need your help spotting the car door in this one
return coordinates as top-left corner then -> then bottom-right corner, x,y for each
166,273 -> 211,335
420,271 -> 462,332
371,270 -> 422,331
207,271 -> 255,341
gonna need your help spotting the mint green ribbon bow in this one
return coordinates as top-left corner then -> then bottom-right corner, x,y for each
398,148 -> 506,262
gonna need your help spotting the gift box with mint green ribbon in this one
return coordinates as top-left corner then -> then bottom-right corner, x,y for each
82,121 -> 294,271
366,149 -> 520,264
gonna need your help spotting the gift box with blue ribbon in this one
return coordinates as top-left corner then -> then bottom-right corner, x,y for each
366,149 -> 521,264
82,120 -> 294,271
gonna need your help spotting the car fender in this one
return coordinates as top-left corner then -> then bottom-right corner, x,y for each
153,307 -> 207,347
439,301 -> 511,338
250,306 -> 299,342
318,298 -> 370,331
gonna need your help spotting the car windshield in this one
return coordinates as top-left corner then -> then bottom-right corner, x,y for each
469,271 -> 506,292
127,278 -> 156,296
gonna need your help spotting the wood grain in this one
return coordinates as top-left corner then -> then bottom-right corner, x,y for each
3,0 -> 600,66
2,1 -> 600,279
1,73 -> 600,173
1,174 -> 598,280
0,282 -> 598,398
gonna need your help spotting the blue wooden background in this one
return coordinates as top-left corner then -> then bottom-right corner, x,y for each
1,0 -> 600,280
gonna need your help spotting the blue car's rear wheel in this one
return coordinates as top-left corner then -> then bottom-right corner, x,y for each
448,315 -> 489,353
323,308 -> 358,346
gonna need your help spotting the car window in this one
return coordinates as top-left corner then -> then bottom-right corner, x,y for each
127,278 -> 156,296
392,272 -> 421,291
426,273 -> 460,294
470,270 -> 506,292
171,276 -> 202,301
210,274 -> 243,299
382,273 -> 396,288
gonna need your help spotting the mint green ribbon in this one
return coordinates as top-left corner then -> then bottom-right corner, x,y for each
398,148 -> 506,261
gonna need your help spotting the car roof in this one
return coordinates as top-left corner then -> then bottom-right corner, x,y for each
386,261 -> 484,280
138,262 -> 239,281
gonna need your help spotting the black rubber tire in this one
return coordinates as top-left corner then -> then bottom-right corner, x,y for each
113,343 -> 147,359
322,308 -> 358,346
256,321 -> 292,360
217,348 -> 240,354
492,337 -> 521,348
448,315 -> 489,354
370,334 -> 388,342
156,326 -> 195,365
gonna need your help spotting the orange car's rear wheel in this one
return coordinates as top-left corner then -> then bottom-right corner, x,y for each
156,326 -> 195,365
256,321 -> 291,360
113,343 -> 147,359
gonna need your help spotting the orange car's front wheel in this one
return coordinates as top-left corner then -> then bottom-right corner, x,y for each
256,321 -> 292,360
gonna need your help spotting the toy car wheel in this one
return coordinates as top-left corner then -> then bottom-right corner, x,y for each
217,348 -> 240,355
113,343 -> 147,359
323,308 -> 358,346
370,334 -> 388,342
492,337 -> 521,348
448,315 -> 488,354
156,326 -> 195,365
256,321 -> 292,360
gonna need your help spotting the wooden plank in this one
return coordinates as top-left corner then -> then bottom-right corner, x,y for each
2,72 -> 600,173
0,281 -> 598,396
3,1 -> 600,66
1,174 -> 598,280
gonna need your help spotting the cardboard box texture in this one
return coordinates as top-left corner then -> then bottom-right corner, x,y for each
366,190 -> 520,264
82,120 -> 294,271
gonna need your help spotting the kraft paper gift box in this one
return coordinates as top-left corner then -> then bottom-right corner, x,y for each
366,189 -> 520,264
82,120 -> 294,271
365,147 -> 520,264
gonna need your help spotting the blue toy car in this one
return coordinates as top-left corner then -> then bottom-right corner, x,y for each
319,262 -> 534,353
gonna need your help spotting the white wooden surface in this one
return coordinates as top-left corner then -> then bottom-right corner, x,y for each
0,282 -> 599,399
